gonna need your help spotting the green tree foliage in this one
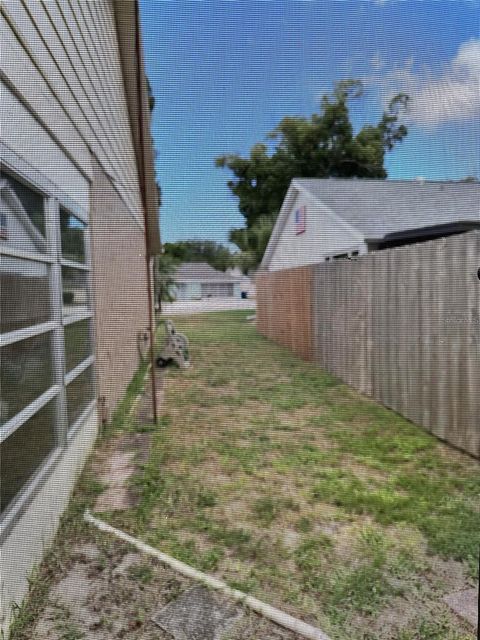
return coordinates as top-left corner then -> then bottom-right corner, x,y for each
163,240 -> 234,272
229,215 -> 276,273
147,76 -> 155,113
216,80 -> 409,267
154,254 -> 179,303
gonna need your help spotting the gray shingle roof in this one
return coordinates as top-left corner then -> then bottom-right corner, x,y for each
295,178 -> 480,239
174,262 -> 240,282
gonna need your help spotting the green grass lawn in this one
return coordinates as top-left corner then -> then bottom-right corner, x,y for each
103,311 -> 478,640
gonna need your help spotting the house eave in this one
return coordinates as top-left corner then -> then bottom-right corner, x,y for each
112,0 -> 161,256
365,221 -> 480,246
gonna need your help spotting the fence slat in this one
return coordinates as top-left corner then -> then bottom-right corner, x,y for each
257,231 -> 480,458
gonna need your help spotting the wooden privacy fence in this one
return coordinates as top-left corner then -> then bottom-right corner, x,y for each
257,231 -> 480,458
256,266 -> 313,362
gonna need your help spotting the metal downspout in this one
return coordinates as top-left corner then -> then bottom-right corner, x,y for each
134,0 -> 158,424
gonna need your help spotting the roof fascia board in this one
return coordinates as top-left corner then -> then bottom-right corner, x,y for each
112,0 -> 161,255
375,221 -> 480,243
259,182 -> 298,271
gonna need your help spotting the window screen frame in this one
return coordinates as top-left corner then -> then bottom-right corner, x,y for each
0,152 -> 96,532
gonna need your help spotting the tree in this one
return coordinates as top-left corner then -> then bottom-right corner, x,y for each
163,240 -> 234,272
229,215 -> 275,273
154,254 -> 179,304
147,76 -> 155,113
216,80 -> 409,267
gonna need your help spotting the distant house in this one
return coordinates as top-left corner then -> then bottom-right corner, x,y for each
226,266 -> 256,299
261,178 -> 480,271
1,1 -> 160,633
173,262 -> 242,299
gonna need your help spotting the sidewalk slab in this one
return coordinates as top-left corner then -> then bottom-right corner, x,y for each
152,585 -> 243,640
443,587 -> 478,628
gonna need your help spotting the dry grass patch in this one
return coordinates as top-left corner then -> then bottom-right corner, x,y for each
95,311 -> 478,640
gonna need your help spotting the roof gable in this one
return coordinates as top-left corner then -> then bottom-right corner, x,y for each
261,178 -> 480,270
295,178 -> 480,240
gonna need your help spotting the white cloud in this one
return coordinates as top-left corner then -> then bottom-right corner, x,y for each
368,39 -> 480,127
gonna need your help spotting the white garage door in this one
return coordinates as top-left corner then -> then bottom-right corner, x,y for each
201,283 -> 234,298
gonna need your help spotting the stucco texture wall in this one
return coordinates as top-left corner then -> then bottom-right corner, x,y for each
90,162 -> 150,421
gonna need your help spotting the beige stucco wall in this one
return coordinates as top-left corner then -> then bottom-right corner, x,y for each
0,409 -> 98,635
89,161 -> 150,422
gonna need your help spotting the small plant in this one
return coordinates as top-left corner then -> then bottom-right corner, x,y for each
296,516 -> 313,533
196,488 -> 217,508
294,535 -> 332,592
252,496 -> 278,525
128,563 -> 154,584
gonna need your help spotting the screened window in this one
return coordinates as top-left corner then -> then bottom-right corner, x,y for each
0,257 -> 51,333
66,366 -> 95,430
60,209 -> 86,264
1,400 -> 56,514
64,319 -> 93,373
62,266 -> 90,315
61,204 -> 94,436
0,171 -> 47,254
0,167 -> 95,521
0,331 -> 54,425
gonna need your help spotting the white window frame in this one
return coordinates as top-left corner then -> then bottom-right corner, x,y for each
0,153 -> 96,532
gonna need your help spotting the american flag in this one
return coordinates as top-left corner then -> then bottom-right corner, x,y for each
295,205 -> 306,235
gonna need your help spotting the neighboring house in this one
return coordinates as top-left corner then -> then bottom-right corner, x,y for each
0,1 -> 160,633
256,177 -> 480,458
261,178 -> 480,271
226,266 -> 256,298
173,262 -> 242,300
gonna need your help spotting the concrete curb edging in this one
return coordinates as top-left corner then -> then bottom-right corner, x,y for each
84,510 -> 332,640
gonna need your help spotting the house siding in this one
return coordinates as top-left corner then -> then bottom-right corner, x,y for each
1,0 -> 152,420
268,188 -> 366,272
1,83 -> 90,210
1,0 -> 143,224
0,2 -> 155,633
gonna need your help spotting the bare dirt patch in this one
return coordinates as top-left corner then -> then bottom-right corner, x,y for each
135,368 -> 165,425
93,433 -> 151,512
32,533 -> 303,640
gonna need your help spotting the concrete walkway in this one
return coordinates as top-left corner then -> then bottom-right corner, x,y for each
161,297 -> 256,316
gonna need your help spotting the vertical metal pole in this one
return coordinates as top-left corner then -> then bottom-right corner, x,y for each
134,0 -> 158,424
83,205 -> 98,421
46,197 -> 68,445
477,549 -> 479,640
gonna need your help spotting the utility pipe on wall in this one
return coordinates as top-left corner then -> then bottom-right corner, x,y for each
134,0 -> 158,424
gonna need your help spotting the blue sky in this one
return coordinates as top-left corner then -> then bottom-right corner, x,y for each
140,0 -> 480,245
